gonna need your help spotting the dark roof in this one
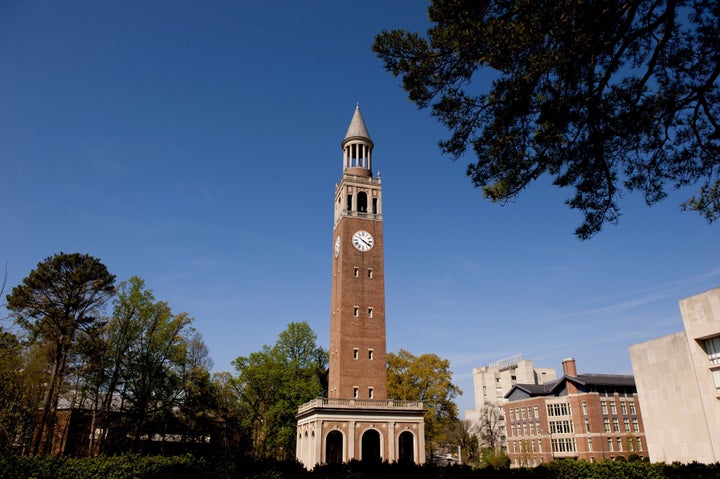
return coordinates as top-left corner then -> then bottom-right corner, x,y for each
572,374 -> 635,387
506,373 -> 636,400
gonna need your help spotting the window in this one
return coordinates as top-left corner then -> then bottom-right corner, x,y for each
608,438 -> 613,452
637,437 -> 643,451
354,267 -> 359,277
551,437 -> 576,453
623,419 -> 630,431
347,194 -> 353,211
601,401 -> 608,415
368,387 -> 374,399
704,336 -> 720,365
368,268 -> 373,278
353,306 -> 359,317
610,402 -> 617,415
585,420 -> 591,433
547,403 -> 571,416
712,369 -> 720,394
621,402 -> 627,415
368,349 -> 374,360
368,307 -> 373,318
603,418 -> 610,432
632,418 -> 639,432
629,401 -> 636,415
353,387 -> 359,398
617,437 -> 623,451
588,437 -> 593,452
534,405 -> 539,418
353,348 -> 359,360
613,418 -> 620,432
582,401 -> 588,416
549,420 -> 574,434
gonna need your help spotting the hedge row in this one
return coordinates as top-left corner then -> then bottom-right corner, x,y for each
1,455 -> 719,479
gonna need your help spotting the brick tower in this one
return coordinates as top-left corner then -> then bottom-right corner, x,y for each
328,105 -> 387,400
296,106 -> 425,468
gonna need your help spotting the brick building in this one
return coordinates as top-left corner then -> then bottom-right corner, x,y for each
504,358 -> 647,467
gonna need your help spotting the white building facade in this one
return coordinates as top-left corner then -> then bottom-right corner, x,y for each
465,355 -> 556,450
630,287 -> 720,463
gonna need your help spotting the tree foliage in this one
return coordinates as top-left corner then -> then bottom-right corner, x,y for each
374,0 -> 720,238
386,349 -> 461,454
5,252 -> 115,455
232,322 -> 328,460
477,402 -> 504,452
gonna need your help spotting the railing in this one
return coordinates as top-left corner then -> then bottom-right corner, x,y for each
297,397 -> 424,415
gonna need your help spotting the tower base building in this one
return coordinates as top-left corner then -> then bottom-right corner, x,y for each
296,398 -> 425,467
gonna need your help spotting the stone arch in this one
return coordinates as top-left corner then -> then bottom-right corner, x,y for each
325,430 -> 343,464
361,429 -> 382,463
398,431 -> 415,463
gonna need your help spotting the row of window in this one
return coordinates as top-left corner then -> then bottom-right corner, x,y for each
352,306 -> 373,318
547,403 -> 571,417
510,421 -> 540,437
353,267 -> 373,278
602,417 -> 639,433
598,399 -> 636,415
509,405 -> 540,423
702,337 -> 720,394
590,436 -> 643,453
353,348 -> 374,360
511,439 -> 543,454
511,436 -> 644,455
510,416 -> 639,437
549,420 -> 574,434
352,386 -> 374,399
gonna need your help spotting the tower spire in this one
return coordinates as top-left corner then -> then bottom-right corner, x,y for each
342,105 -> 374,176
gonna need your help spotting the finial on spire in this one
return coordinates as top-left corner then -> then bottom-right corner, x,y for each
344,104 -> 372,143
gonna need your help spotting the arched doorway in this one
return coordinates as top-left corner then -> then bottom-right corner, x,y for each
361,429 -> 381,463
325,430 -> 343,464
398,431 -> 415,463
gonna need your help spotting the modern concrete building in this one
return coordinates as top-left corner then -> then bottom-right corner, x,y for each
629,287 -> 720,463
465,355 -> 556,451
295,106 -> 425,468
503,358 -> 647,467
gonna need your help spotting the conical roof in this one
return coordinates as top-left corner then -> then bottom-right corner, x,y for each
343,104 -> 372,143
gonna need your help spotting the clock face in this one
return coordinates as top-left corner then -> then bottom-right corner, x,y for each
352,230 -> 374,252
334,236 -> 341,257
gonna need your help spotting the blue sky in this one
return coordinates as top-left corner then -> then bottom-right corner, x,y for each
2,1 -> 719,416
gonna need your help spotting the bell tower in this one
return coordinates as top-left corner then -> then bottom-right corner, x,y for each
296,106 -> 424,468
329,105 -> 387,400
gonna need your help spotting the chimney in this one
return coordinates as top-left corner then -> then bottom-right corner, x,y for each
562,357 -> 577,377
562,358 -> 578,394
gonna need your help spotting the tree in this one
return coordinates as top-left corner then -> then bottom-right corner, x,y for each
374,0 -> 720,239
386,349 -> 461,455
232,322 -> 327,460
478,402 -> 504,452
5,253 -> 115,455
446,419 -> 480,466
